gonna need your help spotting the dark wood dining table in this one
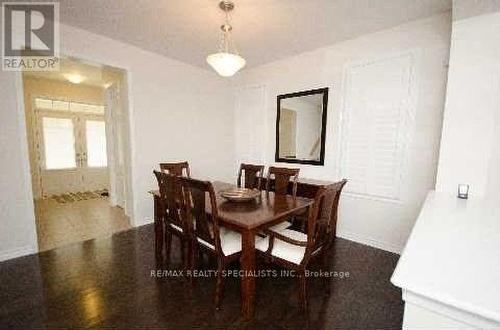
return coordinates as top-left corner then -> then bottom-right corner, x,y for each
150,181 -> 314,319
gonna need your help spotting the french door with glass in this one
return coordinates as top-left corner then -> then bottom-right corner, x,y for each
37,110 -> 108,197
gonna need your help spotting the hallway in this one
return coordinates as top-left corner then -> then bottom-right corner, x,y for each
35,197 -> 130,252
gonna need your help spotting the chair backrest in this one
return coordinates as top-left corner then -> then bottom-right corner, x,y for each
153,170 -> 185,230
322,179 -> 348,237
160,161 -> 191,177
266,166 -> 300,197
303,179 -> 347,263
180,177 -> 222,254
237,163 -> 265,190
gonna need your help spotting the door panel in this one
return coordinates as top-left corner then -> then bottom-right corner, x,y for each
81,116 -> 108,192
41,169 -> 82,195
42,117 -> 77,169
82,168 -> 108,191
85,120 -> 107,167
39,111 -> 82,196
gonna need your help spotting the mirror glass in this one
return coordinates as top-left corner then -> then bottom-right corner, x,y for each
276,88 -> 328,165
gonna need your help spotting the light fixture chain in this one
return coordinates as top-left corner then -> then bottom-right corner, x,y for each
218,5 -> 240,55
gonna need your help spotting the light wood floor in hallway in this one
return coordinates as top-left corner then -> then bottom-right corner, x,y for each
35,198 -> 131,252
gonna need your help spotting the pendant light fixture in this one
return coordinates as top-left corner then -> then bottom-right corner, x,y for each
206,1 -> 246,77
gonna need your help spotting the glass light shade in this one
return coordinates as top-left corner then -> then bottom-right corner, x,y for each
206,52 -> 246,77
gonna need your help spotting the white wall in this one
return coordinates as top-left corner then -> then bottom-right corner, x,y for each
0,72 -> 39,261
0,23 -> 234,261
233,14 -> 452,253
435,10 -> 500,198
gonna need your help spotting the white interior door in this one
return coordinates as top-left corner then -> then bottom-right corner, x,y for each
39,111 -> 82,195
37,110 -> 109,197
81,115 -> 109,192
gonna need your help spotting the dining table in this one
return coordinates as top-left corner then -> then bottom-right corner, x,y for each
150,181 -> 315,319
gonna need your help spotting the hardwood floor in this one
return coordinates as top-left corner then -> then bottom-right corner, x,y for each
0,224 -> 403,329
35,198 -> 131,252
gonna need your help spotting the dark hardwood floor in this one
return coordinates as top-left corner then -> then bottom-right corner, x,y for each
0,224 -> 403,329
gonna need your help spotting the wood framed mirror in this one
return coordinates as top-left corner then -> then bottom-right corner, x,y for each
275,87 -> 328,166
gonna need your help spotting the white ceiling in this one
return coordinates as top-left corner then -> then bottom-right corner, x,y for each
50,0 -> 451,69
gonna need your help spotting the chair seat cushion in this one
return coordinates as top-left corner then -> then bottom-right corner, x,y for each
220,227 -> 242,256
268,221 -> 291,232
256,229 -> 307,265
197,227 -> 242,257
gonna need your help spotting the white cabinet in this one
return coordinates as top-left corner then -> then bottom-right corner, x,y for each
392,192 -> 500,329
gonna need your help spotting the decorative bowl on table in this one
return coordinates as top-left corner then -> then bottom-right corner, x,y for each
220,188 -> 260,202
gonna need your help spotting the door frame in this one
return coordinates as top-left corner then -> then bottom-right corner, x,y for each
105,84 -> 127,209
15,55 -> 137,257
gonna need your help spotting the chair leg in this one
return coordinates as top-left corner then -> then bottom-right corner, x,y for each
209,254 -> 217,266
189,243 -> 198,288
153,199 -> 164,259
214,258 -> 225,310
298,269 -> 308,312
180,238 -> 186,268
198,250 -> 205,265
155,219 -> 164,259
189,242 -> 195,268
321,250 -> 331,296
164,229 -> 172,265
300,218 -> 307,233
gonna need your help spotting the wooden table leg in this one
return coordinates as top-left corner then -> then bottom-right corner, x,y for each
240,229 -> 255,319
153,196 -> 163,258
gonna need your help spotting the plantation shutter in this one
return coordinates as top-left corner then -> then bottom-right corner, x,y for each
341,54 -> 414,201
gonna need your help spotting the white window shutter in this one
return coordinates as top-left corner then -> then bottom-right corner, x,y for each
341,54 -> 415,201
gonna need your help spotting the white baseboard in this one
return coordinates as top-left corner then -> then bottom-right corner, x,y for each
337,230 -> 403,254
132,217 -> 154,227
0,245 -> 38,262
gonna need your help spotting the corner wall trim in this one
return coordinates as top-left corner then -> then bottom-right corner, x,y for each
0,245 -> 37,262
337,230 -> 403,254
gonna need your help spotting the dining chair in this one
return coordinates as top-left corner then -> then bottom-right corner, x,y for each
256,179 -> 347,312
159,161 -> 191,177
180,176 -> 242,310
153,170 -> 189,266
265,166 -> 300,232
320,179 -> 347,240
265,166 -> 300,196
237,163 -> 265,190
294,179 -> 349,234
